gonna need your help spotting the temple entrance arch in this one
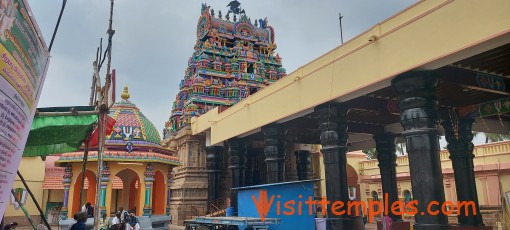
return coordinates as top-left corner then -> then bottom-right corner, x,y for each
152,170 -> 166,215
72,170 -> 97,215
111,168 -> 141,215
403,190 -> 412,204
346,163 -> 360,200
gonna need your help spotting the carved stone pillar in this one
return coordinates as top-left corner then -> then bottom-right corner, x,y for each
245,144 -> 255,186
206,146 -> 223,212
441,119 -> 483,226
166,168 -> 173,215
228,138 -> 246,216
315,102 -> 351,230
99,162 -> 110,216
143,163 -> 155,216
375,134 -> 402,222
295,150 -> 312,180
61,164 -> 73,220
392,71 -> 449,230
262,124 -> 286,183
285,144 -> 299,182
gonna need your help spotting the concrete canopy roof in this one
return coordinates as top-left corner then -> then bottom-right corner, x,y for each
191,0 -> 510,148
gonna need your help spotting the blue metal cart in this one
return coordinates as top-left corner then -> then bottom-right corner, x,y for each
185,216 -> 281,230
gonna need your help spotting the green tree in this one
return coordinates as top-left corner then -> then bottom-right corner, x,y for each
473,132 -> 510,143
362,148 -> 378,160
396,143 -> 406,156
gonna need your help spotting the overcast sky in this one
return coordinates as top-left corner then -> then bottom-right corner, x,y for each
28,0 -> 417,135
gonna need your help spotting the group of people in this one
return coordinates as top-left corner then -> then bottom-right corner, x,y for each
70,206 -> 139,230
99,207 -> 140,230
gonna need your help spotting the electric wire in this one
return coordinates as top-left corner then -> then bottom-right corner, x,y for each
48,0 -> 68,53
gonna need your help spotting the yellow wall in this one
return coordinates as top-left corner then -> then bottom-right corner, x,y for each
4,157 -> 45,217
356,141 -> 510,209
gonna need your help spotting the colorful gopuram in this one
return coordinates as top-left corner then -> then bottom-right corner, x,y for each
163,2 -> 287,224
55,86 -> 179,219
165,3 -> 286,134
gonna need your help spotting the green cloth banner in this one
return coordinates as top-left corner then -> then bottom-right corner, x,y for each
23,114 -> 97,157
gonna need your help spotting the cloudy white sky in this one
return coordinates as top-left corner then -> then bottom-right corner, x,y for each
28,0 -> 417,134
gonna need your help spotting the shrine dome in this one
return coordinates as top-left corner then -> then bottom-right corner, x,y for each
107,85 -> 162,147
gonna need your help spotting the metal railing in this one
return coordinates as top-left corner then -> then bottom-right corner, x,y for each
208,197 -> 230,217
183,204 -> 207,221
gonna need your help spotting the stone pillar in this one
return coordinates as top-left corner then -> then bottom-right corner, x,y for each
374,134 -> 402,222
295,150 -> 312,180
166,168 -> 173,215
61,164 -> 73,220
206,146 -> 223,212
441,119 -> 483,226
285,144 -> 299,182
315,102 -> 351,230
392,71 -> 449,230
143,163 -> 155,216
227,138 -> 246,216
99,162 -> 110,216
262,124 -> 286,183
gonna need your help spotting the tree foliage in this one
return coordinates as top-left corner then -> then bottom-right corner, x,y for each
362,148 -> 378,160
473,132 -> 510,143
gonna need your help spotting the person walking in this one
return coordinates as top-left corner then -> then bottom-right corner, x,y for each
85,202 -> 94,218
2,222 -> 17,230
70,212 -> 86,230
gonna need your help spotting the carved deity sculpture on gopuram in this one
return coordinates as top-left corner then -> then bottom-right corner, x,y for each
164,2 -> 286,135
162,2 -> 286,225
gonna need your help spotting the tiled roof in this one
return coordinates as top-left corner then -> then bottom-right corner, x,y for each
42,175 -> 64,190
43,173 -> 125,190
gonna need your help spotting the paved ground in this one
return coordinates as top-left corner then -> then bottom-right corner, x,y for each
15,224 -> 188,230
15,223 -> 378,229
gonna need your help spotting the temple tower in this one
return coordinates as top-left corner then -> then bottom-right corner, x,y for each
163,2 -> 286,225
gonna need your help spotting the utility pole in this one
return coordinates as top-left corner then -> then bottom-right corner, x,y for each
339,12 -> 344,44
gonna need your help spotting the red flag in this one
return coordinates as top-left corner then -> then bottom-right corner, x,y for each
88,115 -> 116,147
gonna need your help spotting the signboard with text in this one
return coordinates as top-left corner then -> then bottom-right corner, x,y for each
0,0 -> 50,220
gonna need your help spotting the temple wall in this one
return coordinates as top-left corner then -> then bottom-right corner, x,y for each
4,157 -> 45,218
168,128 -> 208,225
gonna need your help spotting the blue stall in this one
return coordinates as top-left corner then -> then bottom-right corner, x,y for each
235,180 -> 317,230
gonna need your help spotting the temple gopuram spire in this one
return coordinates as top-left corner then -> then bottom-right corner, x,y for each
162,3 -> 287,224
164,3 -> 286,135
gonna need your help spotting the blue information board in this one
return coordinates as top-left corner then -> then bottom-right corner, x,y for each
236,180 -> 316,230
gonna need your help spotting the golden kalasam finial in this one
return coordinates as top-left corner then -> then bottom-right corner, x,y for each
121,84 -> 130,100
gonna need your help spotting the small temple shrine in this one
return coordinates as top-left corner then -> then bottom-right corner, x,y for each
55,86 -> 179,219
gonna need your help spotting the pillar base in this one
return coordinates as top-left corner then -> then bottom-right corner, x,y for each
143,208 -> 152,217
413,223 -> 451,230
60,210 -> 69,220
100,207 -> 107,216
377,221 -> 411,230
451,226 -> 492,230
325,218 -> 351,230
